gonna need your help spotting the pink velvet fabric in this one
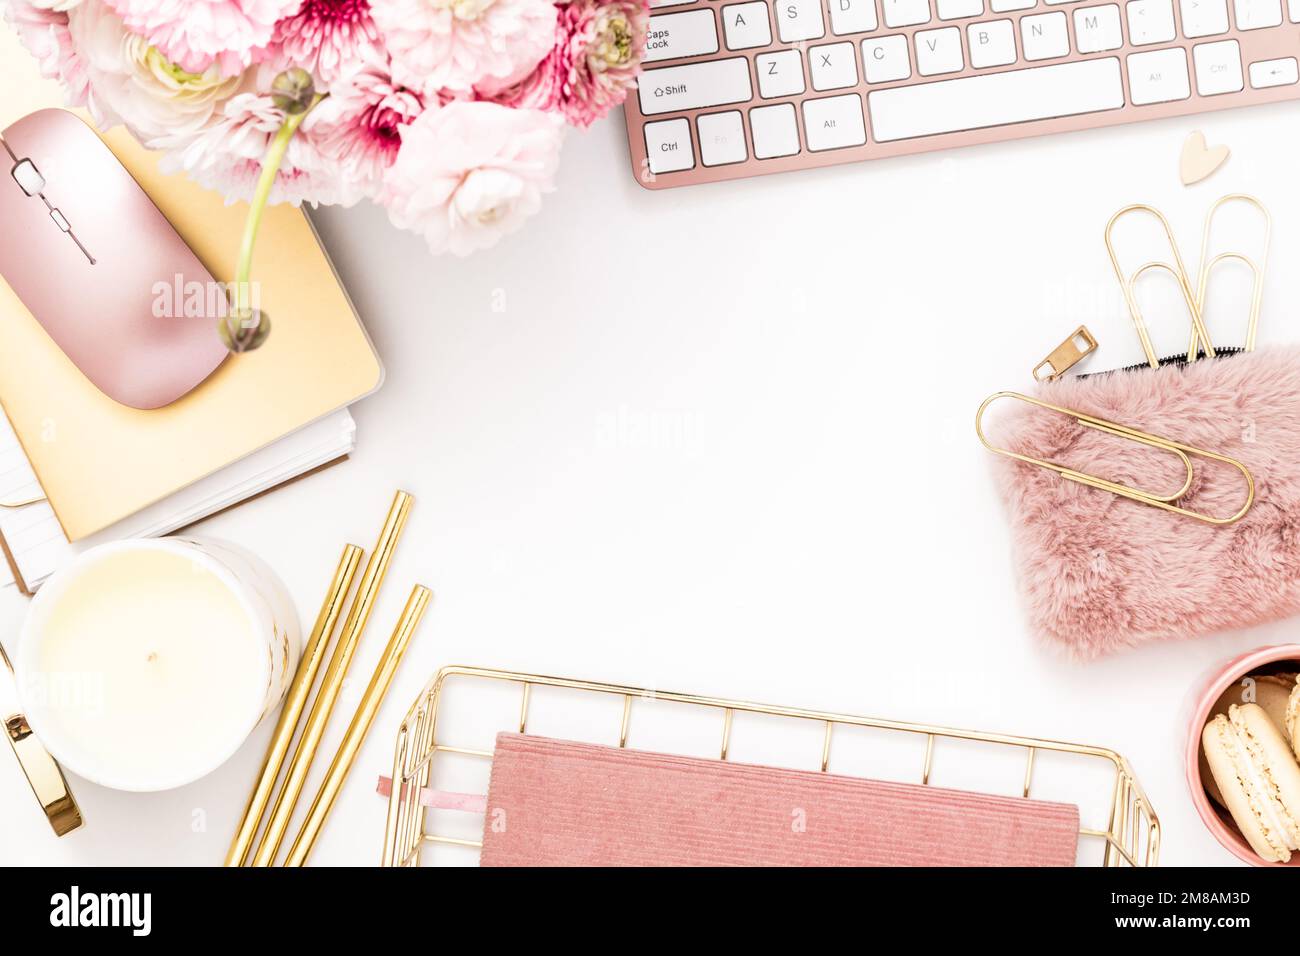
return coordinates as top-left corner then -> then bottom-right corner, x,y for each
479,734 -> 1079,867
988,346 -> 1300,659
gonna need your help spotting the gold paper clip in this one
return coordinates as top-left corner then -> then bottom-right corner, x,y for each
1190,193 -> 1271,357
975,392 -> 1254,525
1106,204 -> 1217,368
1034,326 -> 1098,382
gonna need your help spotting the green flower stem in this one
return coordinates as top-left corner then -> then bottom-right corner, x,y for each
233,93 -> 325,318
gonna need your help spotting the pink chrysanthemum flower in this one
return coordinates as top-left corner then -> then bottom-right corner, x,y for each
4,0 -> 90,107
158,92 -> 368,207
488,0 -> 648,128
372,0 -> 557,95
263,0 -> 383,85
312,62 -> 424,196
100,0 -> 300,76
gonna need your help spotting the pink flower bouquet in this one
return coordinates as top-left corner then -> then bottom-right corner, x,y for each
4,0 -> 650,264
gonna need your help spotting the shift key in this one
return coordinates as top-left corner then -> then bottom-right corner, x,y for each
638,58 -> 753,115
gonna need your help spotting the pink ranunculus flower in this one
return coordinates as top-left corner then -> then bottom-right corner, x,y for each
66,0 -> 244,143
4,0 -> 90,106
157,92 -> 368,207
381,100 -> 562,256
100,0 -> 300,76
312,61 -> 424,196
262,0 -> 384,86
372,0 -> 557,95
490,0 -> 648,127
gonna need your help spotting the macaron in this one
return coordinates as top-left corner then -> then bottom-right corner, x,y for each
1201,674 -> 1297,808
1202,703 -> 1300,863
1289,680 -> 1300,758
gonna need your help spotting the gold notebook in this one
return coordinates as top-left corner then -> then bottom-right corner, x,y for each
0,30 -> 382,541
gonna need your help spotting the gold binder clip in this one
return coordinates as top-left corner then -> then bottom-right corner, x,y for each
0,643 -> 82,836
1106,204 -> 1217,369
1034,326 -> 1098,382
975,392 -> 1254,525
1191,193 -> 1271,357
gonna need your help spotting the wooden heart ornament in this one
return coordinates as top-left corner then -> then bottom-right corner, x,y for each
1181,131 -> 1230,185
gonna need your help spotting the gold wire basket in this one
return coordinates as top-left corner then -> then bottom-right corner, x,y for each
381,665 -> 1161,867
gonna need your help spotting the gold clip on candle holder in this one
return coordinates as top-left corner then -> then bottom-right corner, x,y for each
0,642 -> 81,836
975,392 -> 1255,525
1106,204 -> 1217,369
1192,194 -> 1271,357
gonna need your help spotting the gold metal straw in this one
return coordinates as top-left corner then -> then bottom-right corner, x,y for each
284,583 -> 431,867
224,543 -> 363,867
251,490 -> 413,866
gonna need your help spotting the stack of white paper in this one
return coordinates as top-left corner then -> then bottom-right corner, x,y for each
0,410 -> 355,591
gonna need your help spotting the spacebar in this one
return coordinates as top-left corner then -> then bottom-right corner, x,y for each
868,58 -> 1125,143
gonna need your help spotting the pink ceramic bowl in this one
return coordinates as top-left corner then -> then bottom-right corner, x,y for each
1185,644 -> 1300,867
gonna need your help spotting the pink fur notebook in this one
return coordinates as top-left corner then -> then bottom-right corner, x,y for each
479,734 -> 1080,867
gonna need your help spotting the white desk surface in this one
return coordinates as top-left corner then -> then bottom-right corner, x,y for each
5,100 -> 1299,867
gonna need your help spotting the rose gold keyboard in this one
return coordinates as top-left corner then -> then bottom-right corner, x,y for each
625,0 -> 1300,188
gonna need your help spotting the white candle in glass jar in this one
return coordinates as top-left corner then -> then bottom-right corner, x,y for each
17,538 -> 299,792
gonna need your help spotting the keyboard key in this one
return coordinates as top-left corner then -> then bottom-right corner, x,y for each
638,58 -> 753,114
1194,39 -> 1243,93
868,57 -> 1124,140
1250,56 -> 1299,86
750,103 -> 801,157
722,2 -> 772,49
756,49 -> 806,97
883,0 -> 932,27
802,94 -> 868,149
968,19 -> 1017,67
1021,11 -> 1070,59
644,118 -> 695,173
916,26 -> 965,74
1179,0 -> 1229,35
1127,47 -> 1190,104
650,0 -> 693,7
811,41 -> 861,89
697,110 -> 748,165
1126,0 -> 1175,43
863,34 -> 913,81
938,0 -> 983,17
643,11 -> 719,63
830,0 -> 880,33
991,0 -> 1035,9
1234,0 -> 1283,27
776,0 -> 827,41
1074,5 -> 1123,51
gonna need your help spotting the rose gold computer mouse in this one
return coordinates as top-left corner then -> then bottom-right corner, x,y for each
0,109 -> 227,410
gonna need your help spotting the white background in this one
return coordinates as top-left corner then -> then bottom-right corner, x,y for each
4,90 -> 1300,867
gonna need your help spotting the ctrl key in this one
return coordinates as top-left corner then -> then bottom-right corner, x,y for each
643,118 -> 695,174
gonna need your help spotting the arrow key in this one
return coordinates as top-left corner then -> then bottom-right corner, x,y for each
1249,56 -> 1299,88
